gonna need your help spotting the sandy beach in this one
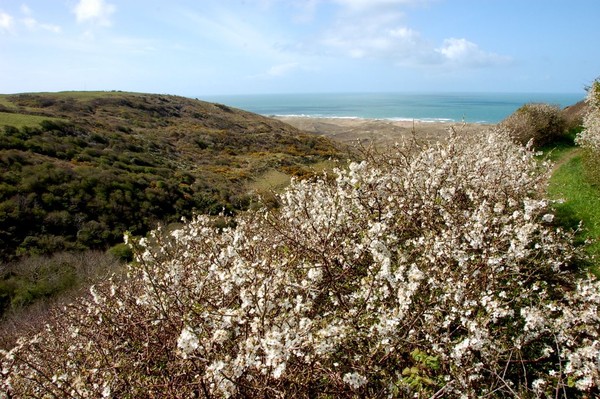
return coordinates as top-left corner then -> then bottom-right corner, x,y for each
276,116 -> 494,147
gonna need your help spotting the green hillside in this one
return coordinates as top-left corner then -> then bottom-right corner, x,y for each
0,91 -> 343,261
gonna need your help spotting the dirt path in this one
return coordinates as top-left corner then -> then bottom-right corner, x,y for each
550,147 -> 581,174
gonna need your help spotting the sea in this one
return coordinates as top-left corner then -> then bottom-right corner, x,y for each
202,92 -> 584,124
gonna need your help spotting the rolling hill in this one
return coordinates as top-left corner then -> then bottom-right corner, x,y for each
0,91 -> 344,261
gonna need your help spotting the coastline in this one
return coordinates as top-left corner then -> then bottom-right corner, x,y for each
275,115 -> 494,146
207,92 -> 583,126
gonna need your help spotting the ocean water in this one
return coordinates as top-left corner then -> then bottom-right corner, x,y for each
203,92 -> 584,124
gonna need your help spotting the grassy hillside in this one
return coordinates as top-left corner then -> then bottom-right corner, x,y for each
0,91 -> 344,262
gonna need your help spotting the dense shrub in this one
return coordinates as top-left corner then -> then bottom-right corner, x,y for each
0,251 -> 123,323
500,103 -> 567,147
0,93 -> 343,262
576,80 -> 600,186
107,243 -> 134,262
561,100 -> 589,134
576,80 -> 600,152
2,128 -> 599,398
0,123 -> 226,262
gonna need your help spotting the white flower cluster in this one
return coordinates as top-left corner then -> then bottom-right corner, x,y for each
177,325 -> 199,359
2,128 -> 599,398
343,371 -> 368,389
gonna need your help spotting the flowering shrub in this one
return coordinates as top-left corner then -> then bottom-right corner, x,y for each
575,80 -> 600,188
500,103 -> 566,147
2,128 -> 599,398
576,80 -> 600,152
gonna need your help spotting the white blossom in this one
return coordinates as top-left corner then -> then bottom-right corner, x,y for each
542,213 -> 554,223
343,371 -> 368,389
177,326 -> 199,358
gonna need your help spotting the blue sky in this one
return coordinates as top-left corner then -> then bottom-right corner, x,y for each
0,0 -> 598,96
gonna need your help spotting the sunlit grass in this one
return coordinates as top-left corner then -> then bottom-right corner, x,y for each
0,95 -> 15,108
0,112 -> 65,129
248,169 -> 291,192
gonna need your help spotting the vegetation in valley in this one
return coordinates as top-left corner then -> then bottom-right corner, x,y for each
0,91 -> 344,317
0,250 -> 123,349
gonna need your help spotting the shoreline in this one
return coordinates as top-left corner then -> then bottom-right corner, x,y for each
269,114 -> 459,124
275,115 -> 494,146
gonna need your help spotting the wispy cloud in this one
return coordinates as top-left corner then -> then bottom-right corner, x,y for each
178,4 -> 302,68
0,7 -> 61,34
245,61 -> 312,85
21,5 -> 61,33
21,4 -> 62,33
267,62 -> 300,77
332,0 -> 426,11
73,0 -> 116,27
22,17 -> 62,33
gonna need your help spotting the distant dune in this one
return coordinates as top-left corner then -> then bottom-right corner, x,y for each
276,116 -> 492,147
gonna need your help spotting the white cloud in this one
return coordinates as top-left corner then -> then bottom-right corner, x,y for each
73,0 -> 116,27
436,38 -> 510,67
0,11 -> 14,33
